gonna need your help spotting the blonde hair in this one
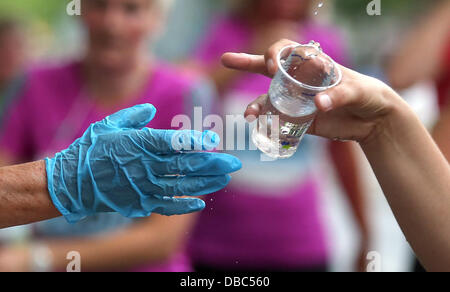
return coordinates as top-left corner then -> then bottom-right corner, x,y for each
154,0 -> 174,15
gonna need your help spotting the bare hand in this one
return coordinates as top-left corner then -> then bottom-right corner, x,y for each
221,39 -> 405,145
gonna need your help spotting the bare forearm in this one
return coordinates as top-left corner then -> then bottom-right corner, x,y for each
388,1 -> 450,89
0,161 -> 60,228
361,103 -> 450,271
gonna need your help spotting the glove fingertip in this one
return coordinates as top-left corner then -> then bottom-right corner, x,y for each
223,174 -> 232,187
174,197 -> 206,214
212,174 -> 232,189
134,103 -> 157,127
155,198 -> 206,216
104,104 -> 157,129
142,103 -> 157,120
227,155 -> 242,172
188,198 -> 206,213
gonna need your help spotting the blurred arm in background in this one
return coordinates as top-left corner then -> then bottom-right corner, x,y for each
46,214 -> 196,272
387,0 -> 450,169
387,0 -> 450,90
433,103 -> 450,161
0,19 -> 26,117
0,214 -> 197,272
328,141 -> 369,272
0,19 -> 25,92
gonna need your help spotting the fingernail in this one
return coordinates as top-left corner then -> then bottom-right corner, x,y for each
245,103 -> 260,122
318,94 -> 333,111
245,114 -> 257,123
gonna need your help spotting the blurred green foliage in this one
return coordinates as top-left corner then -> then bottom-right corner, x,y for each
0,0 -> 438,23
0,0 -> 65,23
335,0 -> 438,18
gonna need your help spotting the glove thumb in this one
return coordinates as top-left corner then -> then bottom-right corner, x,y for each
104,104 -> 157,129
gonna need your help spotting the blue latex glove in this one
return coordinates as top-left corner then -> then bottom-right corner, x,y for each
45,104 -> 242,223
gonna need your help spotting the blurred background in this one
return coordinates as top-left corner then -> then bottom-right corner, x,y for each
0,0 -> 436,63
0,0 -> 447,272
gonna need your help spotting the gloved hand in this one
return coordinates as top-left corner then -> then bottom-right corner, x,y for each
45,104 -> 242,223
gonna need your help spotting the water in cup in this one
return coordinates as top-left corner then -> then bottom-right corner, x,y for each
252,41 -> 342,159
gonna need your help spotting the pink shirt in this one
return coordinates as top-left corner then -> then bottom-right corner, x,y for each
0,61 -> 204,272
188,16 -> 348,270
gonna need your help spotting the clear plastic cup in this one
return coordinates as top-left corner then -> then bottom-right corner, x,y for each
252,41 -> 342,159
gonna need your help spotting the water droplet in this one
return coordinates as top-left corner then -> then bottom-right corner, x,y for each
235,261 -> 239,264
314,2 -> 324,16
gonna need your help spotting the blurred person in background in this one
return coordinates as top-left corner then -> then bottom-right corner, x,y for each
186,0 -> 369,272
388,0 -> 450,159
0,0 -> 211,272
0,19 -> 26,117
387,0 -> 450,272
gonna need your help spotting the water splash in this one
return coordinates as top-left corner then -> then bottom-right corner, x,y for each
314,2 -> 324,16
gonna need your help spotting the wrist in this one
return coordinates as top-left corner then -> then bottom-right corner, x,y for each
45,156 -> 88,224
359,89 -> 415,151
